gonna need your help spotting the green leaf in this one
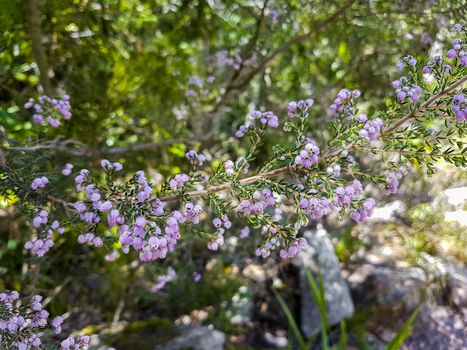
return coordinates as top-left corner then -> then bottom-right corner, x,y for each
305,269 -> 329,349
385,306 -> 421,350
340,320 -> 347,350
272,287 -> 307,350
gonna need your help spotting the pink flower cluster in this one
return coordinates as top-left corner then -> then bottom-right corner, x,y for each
391,77 -> 422,102
0,291 -> 63,349
299,197 -> 332,219
62,163 -> 74,176
335,180 -> 363,207
256,234 -> 280,258
208,215 -> 231,251
70,164 -> 205,263
186,149 -> 206,166
351,198 -> 376,222
250,110 -> 279,128
101,159 -> 123,172
26,210 -> 64,256
287,98 -> 314,118
32,209 -> 48,228
105,250 -> 119,262
215,50 -> 257,70
330,88 -> 361,117
77,232 -> 104,247
31,176 -> 49,190
422,55 -> 452,75
60,335 -> 91,350
279,237 -> 307,260
239,226 -> 250,239
169,173 -> 190,190
359,118 -> 383,141
235,110 -> 279,137
396,55 -> 417,70
237,188 -> 276,216
384,171 -> 403,195
25,94 -> 71,127
446,39 -> 467,66
74,169 -> 90,192
135,170 -> 153,202
452,93 -> 466,121
150,267 -> 177,292
132,203 -> 201,263
294,142 -> 320,168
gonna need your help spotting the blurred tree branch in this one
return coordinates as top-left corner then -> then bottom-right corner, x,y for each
215,0 -> 356,108
24,0 -> 54,96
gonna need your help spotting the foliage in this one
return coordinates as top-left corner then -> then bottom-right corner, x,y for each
274,269 -> 421,349
0,1 -> 466,349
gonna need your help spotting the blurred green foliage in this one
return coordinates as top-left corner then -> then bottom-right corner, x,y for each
1,0 -> 466,347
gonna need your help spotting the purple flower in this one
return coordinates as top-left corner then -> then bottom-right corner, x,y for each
169,173 -> 190,190
101,159 -> 123,171
392,77 -> 422,103
359,118 -> 383,141
239,226 -> 250,239
62,163 -> 73,176
287,98 -> 314,118
31,176 -> 49,191
249,110 -> 279,128
52,317 -> 63,334
330,89 -> 361,117
356,113 -> 368,123
186,150 -> 206,166
294,142 -> 320,169
451,93 -> 467,121
351,198 -> 376,222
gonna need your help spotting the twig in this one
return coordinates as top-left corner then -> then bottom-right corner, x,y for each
383,75 -> 467,134
160,76 -> 466,203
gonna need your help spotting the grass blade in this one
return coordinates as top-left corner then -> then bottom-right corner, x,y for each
305,269 -> 330,350
385,306 -> 421,350
272,287 -> 307,350
340,320 -> 347,350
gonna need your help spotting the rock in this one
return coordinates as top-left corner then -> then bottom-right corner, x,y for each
435,186 -> 467,226
404,305 -> 467,350
88,335 -> 111,350
293,226 -> 354,338
155,325 -> 226,350
264,331 -> 288,348
347,263 -> 426,310
369,200 -> 406,222
444,259 -> 467,311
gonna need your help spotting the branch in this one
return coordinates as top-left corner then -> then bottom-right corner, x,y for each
362,148 -> 466,158
24,0 -> 54,96
208,0 -> 270,121
2,137 -> 90,156
160,146 -> 348,202
2,137 -> 210,157
161,75 -> 466,203
383,75 -> 467,134
227,0 -> 356,93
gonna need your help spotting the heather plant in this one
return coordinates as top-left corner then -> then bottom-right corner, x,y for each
3,25 -> 466,266
0,7 -> 466,349
0,290 -> 103,350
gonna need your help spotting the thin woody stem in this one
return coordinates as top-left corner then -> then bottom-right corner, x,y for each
161,76 -> 466,203
362,148 -> 465,158
383,75 -> 467,134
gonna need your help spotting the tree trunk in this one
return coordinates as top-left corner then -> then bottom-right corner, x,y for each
24,0 -> 54,96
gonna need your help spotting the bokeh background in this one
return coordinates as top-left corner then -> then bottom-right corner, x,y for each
1,1 -> 466,349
